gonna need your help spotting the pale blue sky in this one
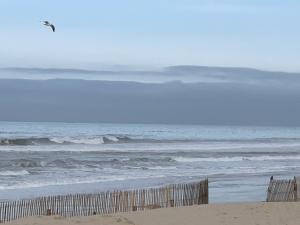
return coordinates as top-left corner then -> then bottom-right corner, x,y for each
0,0 -> 300,71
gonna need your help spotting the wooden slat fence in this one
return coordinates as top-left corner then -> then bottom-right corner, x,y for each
296,177 -> 300,201
0,179 -> 208,223
266,176 -> 297,202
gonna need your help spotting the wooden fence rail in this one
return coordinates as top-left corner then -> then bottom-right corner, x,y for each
0,179 -> 208,223
266,176 -> 297,202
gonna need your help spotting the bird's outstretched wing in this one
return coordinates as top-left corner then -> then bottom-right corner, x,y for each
50,24 -> 55,32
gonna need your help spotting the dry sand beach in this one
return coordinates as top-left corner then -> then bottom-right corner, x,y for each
7,202 -> 300,225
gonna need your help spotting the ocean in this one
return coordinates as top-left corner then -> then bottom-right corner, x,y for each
1,121 -> 300,202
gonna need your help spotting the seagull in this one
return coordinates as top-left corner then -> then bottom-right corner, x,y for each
42,21 -> 55,32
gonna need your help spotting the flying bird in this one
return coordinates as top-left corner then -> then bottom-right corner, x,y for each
42,21 -> 55,32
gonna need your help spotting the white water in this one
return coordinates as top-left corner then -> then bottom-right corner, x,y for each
1,122 -> 300,202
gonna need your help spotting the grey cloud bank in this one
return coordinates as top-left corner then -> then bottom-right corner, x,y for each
0,65 -> 299,126
1,66 -> 300,86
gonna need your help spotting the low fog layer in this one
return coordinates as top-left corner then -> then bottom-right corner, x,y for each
1,66 -> 300,89
0,75 -> 299,126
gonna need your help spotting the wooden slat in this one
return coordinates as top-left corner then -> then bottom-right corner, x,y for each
0,179 -> 208,223
266,177 -> 297,202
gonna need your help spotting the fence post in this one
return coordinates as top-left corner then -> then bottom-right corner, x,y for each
205,179 -> 209,204
294,177 -> 297,202
170,200 -> 174,207
168,186 -> 174,207
198,181 -> 203,204
266,176 -> 273,202
46,209 -> 52,216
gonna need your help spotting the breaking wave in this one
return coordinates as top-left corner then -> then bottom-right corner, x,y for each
0,135 -> 143,146
2,136 -> 300,146
0,170 -> 30,176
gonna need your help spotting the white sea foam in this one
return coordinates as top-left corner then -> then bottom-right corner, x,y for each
0,170 -> 30,176
0,174 -> 167,190
148,166 -> 177,170
105,135 -> 119,142
174,155 -> 300,163
50,137 -> 104,144
49,135 -> 131,145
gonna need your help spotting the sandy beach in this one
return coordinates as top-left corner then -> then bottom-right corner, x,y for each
7,202 -> 300,225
